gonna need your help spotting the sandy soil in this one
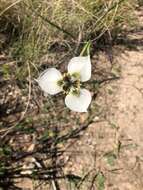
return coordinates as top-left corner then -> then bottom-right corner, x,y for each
63,10 -> 143,189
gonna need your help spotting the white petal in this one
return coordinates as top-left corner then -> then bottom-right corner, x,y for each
68,56 -> 91,82
37,68 -> 63,95
65,89 -> 92,112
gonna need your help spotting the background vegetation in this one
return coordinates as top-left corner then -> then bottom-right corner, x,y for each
0,0 -> 140,189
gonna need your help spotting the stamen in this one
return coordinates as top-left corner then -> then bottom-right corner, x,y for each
57,79 -> 64,87
57,73 -> 81,94
71,88 -> 80,96
71,72 -> 80,80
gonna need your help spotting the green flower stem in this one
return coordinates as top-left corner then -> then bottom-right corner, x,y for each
80,41 -> 91,56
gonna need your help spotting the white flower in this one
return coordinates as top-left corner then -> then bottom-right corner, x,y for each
37,56 -> 92,112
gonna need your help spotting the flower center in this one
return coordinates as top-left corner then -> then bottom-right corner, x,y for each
57,73 -> 80,95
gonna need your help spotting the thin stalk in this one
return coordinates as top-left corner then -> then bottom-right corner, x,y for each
80,41 -> 91,56
0,0 -> 23,17
94,0 -> 126,28
23,2 -> 75,40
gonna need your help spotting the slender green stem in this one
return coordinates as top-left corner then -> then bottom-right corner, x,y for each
80,41 -> 91,56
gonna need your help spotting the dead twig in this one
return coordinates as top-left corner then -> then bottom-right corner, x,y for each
0,0 -> 23,17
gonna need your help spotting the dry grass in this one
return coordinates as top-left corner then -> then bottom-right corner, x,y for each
0,0 -> 137,64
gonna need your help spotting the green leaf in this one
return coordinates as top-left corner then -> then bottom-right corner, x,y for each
96,172 -> 105,190
105,152 -> 117,166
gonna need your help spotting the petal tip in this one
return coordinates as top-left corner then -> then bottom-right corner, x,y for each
65,88 -> 91,112
37,68 -> 63,95
68,56 -> 91,82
